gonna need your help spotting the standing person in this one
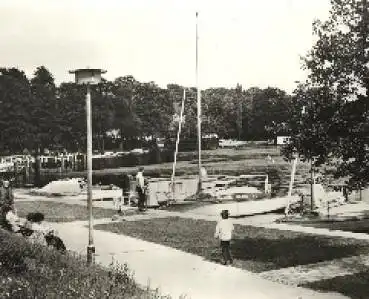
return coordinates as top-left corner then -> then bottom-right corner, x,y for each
135,167 -> 146,211
121,172 -> 130,206
214,209 -> 234,265
0,179 -> 15,211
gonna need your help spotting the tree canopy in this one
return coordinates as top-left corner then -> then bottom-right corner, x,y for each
0,66 -> 292,154
283,0 -> 369,188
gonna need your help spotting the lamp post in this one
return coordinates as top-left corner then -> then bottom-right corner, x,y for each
69,68 -> 107,265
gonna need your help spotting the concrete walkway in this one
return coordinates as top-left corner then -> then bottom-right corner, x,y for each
51,220 -> 348,299
14,193 -> 368,297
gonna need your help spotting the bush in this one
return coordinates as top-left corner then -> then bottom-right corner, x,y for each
0,229 -> 169,299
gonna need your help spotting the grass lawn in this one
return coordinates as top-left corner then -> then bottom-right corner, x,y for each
95,217 -> 369,273
295,218 -> 369,234
15,201 -> 116,222
65,147 -> 308,177
303,271 -> 369,299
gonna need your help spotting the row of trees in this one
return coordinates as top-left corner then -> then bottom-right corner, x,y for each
0,67 -> 292,155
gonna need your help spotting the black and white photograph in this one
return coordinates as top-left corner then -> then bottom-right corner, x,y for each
0,0 -> 369,298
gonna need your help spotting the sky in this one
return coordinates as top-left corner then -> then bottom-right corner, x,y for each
0,0 -> 331,93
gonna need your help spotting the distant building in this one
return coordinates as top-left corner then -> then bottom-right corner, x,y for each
276,136 -> 291,145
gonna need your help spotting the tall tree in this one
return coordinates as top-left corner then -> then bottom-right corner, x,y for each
92,79 -> 115,153
30,66 -> 59,151
134,81 -> 173,138
112,76 -> 142,149
0,68 -> 33,153
283,0 -> 369,188
57,82 -> 86,151
249,87 -> 291,140
30,66 -> 59,186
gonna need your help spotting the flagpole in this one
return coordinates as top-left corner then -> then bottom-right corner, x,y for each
196,11 -> 202,194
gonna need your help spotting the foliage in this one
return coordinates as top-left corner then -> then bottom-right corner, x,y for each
0,229 -> 168,299
282,0 -> 369,188
0,68 -> 34,153
0,66 -> 293,154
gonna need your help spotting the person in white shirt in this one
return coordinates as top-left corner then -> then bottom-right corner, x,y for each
24,212 -> 53,246
135,167 -> 146,211
214,209 -> 234,265
1,205 -> 22,232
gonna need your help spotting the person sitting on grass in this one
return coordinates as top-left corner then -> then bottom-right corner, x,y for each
24,212 -> 53,246
21,212 -> 66,252
0,179 -> 15,211
0,204 -> 22,232
214,209 -> 234,265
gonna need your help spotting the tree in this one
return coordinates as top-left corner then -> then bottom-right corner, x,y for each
248,87 -> 292,140
282,83 -> 341,164
0,68 -> 33,153
57,82 -> 86,151
283,0 -> 369,189
30,66 -> 59,151
134,82 -> 173,138
30,66 -> 59,186
92,79 -> 115,153
112,76 -> 142,149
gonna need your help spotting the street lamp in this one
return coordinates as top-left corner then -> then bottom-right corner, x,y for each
69,68 -> 107,265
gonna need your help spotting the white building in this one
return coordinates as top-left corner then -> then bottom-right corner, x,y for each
276,136 -> 291,145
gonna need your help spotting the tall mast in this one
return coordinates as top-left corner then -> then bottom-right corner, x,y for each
196,11 -> 202,193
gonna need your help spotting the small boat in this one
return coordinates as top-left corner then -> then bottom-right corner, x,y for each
189,195 -> 300,217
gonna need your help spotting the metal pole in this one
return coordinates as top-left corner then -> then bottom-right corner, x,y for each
170,89 -> 186,202
310,159 -> 315,211
196,11 -> 202,193
86,84 -> 95,265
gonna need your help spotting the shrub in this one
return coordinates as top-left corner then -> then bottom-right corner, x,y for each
0,229 -> 169,299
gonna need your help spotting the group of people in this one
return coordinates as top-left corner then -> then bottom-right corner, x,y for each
0,177 -> 65,251
113,167 -> 234,265
115,166 -> 148,214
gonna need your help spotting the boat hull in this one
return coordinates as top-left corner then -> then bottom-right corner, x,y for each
189,195 -> 300,217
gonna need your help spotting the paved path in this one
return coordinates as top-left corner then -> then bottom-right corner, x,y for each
15,194 -> 368,297
51,220 -> 348,299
